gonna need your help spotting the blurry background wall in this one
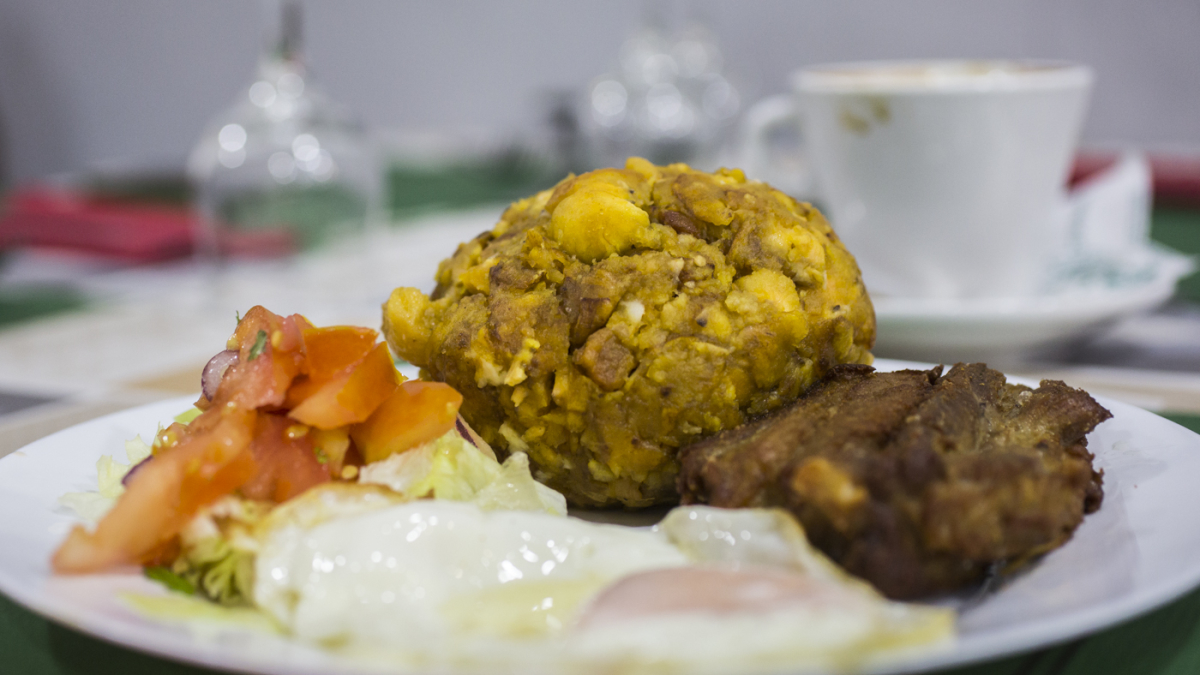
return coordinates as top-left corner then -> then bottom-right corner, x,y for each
0,0 -> 1198,184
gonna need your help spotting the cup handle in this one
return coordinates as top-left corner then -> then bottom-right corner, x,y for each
739,94 -> 811,198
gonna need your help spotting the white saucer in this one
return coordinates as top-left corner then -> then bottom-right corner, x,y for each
873,244 -> 1195,364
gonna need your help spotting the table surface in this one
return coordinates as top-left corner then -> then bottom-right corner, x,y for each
1,207 -> 1199,675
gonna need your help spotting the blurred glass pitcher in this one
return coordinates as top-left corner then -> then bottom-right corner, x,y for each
188,0 -> 377,261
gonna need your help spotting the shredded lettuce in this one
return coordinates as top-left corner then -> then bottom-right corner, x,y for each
174,407 -> 202,425
359,431 -> 567,515
172,497 -> 271,606
471,452 -> 568,516
171,536 -> 257,606
414,432 -> 508,500
60,410 -> 204,522
58,434 -> 153,523
144,566 -> 196,595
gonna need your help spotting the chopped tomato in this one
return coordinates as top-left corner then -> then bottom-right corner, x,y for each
52,306 -> 461,576
283,325 -> 380,409
52,407 -> 257,574
289,343 -> 400,429
351,381 -> 463,464
303,326 -> 378,381
240,413 -> 331,503
201,306 -> 310,412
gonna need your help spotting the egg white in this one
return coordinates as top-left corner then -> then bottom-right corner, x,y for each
253,499 -> 954,674
255,501 -> 687,650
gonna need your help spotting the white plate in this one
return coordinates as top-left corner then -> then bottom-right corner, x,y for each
2,360 -> 1200,675
873,246 -> 1195,364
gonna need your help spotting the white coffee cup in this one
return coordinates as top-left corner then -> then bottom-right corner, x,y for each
747,60 -> 1092,299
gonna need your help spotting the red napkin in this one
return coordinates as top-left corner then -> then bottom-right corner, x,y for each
1073,152 -> 1200,208
0,187 -> 196,262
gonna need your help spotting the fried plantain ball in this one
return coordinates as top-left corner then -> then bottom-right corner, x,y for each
383,158 -> 875,508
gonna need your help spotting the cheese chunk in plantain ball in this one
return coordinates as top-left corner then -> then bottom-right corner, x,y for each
383,158 -> 875,508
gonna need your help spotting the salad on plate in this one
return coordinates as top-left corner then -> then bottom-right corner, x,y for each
49,305 -> 954,675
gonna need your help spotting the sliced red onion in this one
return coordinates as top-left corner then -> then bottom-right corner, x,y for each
455,417 -> 475,446
454,415 -> 496,460
201,349 -> 239,401
122,455 -> 152,487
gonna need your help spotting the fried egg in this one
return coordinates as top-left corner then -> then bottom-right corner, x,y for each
253,500 -> 953,674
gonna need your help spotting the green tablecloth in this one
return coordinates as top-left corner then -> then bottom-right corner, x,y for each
2,413 -> 1199,675
1152,208 -> 1200,303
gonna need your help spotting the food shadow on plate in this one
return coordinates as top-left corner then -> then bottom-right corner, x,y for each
950,478 -> 1137,634
568,504 -> 675,528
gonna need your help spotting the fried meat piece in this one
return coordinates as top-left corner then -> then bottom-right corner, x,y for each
678,363 -> 1110,599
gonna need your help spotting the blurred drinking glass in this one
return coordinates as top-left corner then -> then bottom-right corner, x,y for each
188,0 -> 376,264
584,0 -> 740,170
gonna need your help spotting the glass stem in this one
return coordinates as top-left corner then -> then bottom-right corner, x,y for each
261,0 -> 304,67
